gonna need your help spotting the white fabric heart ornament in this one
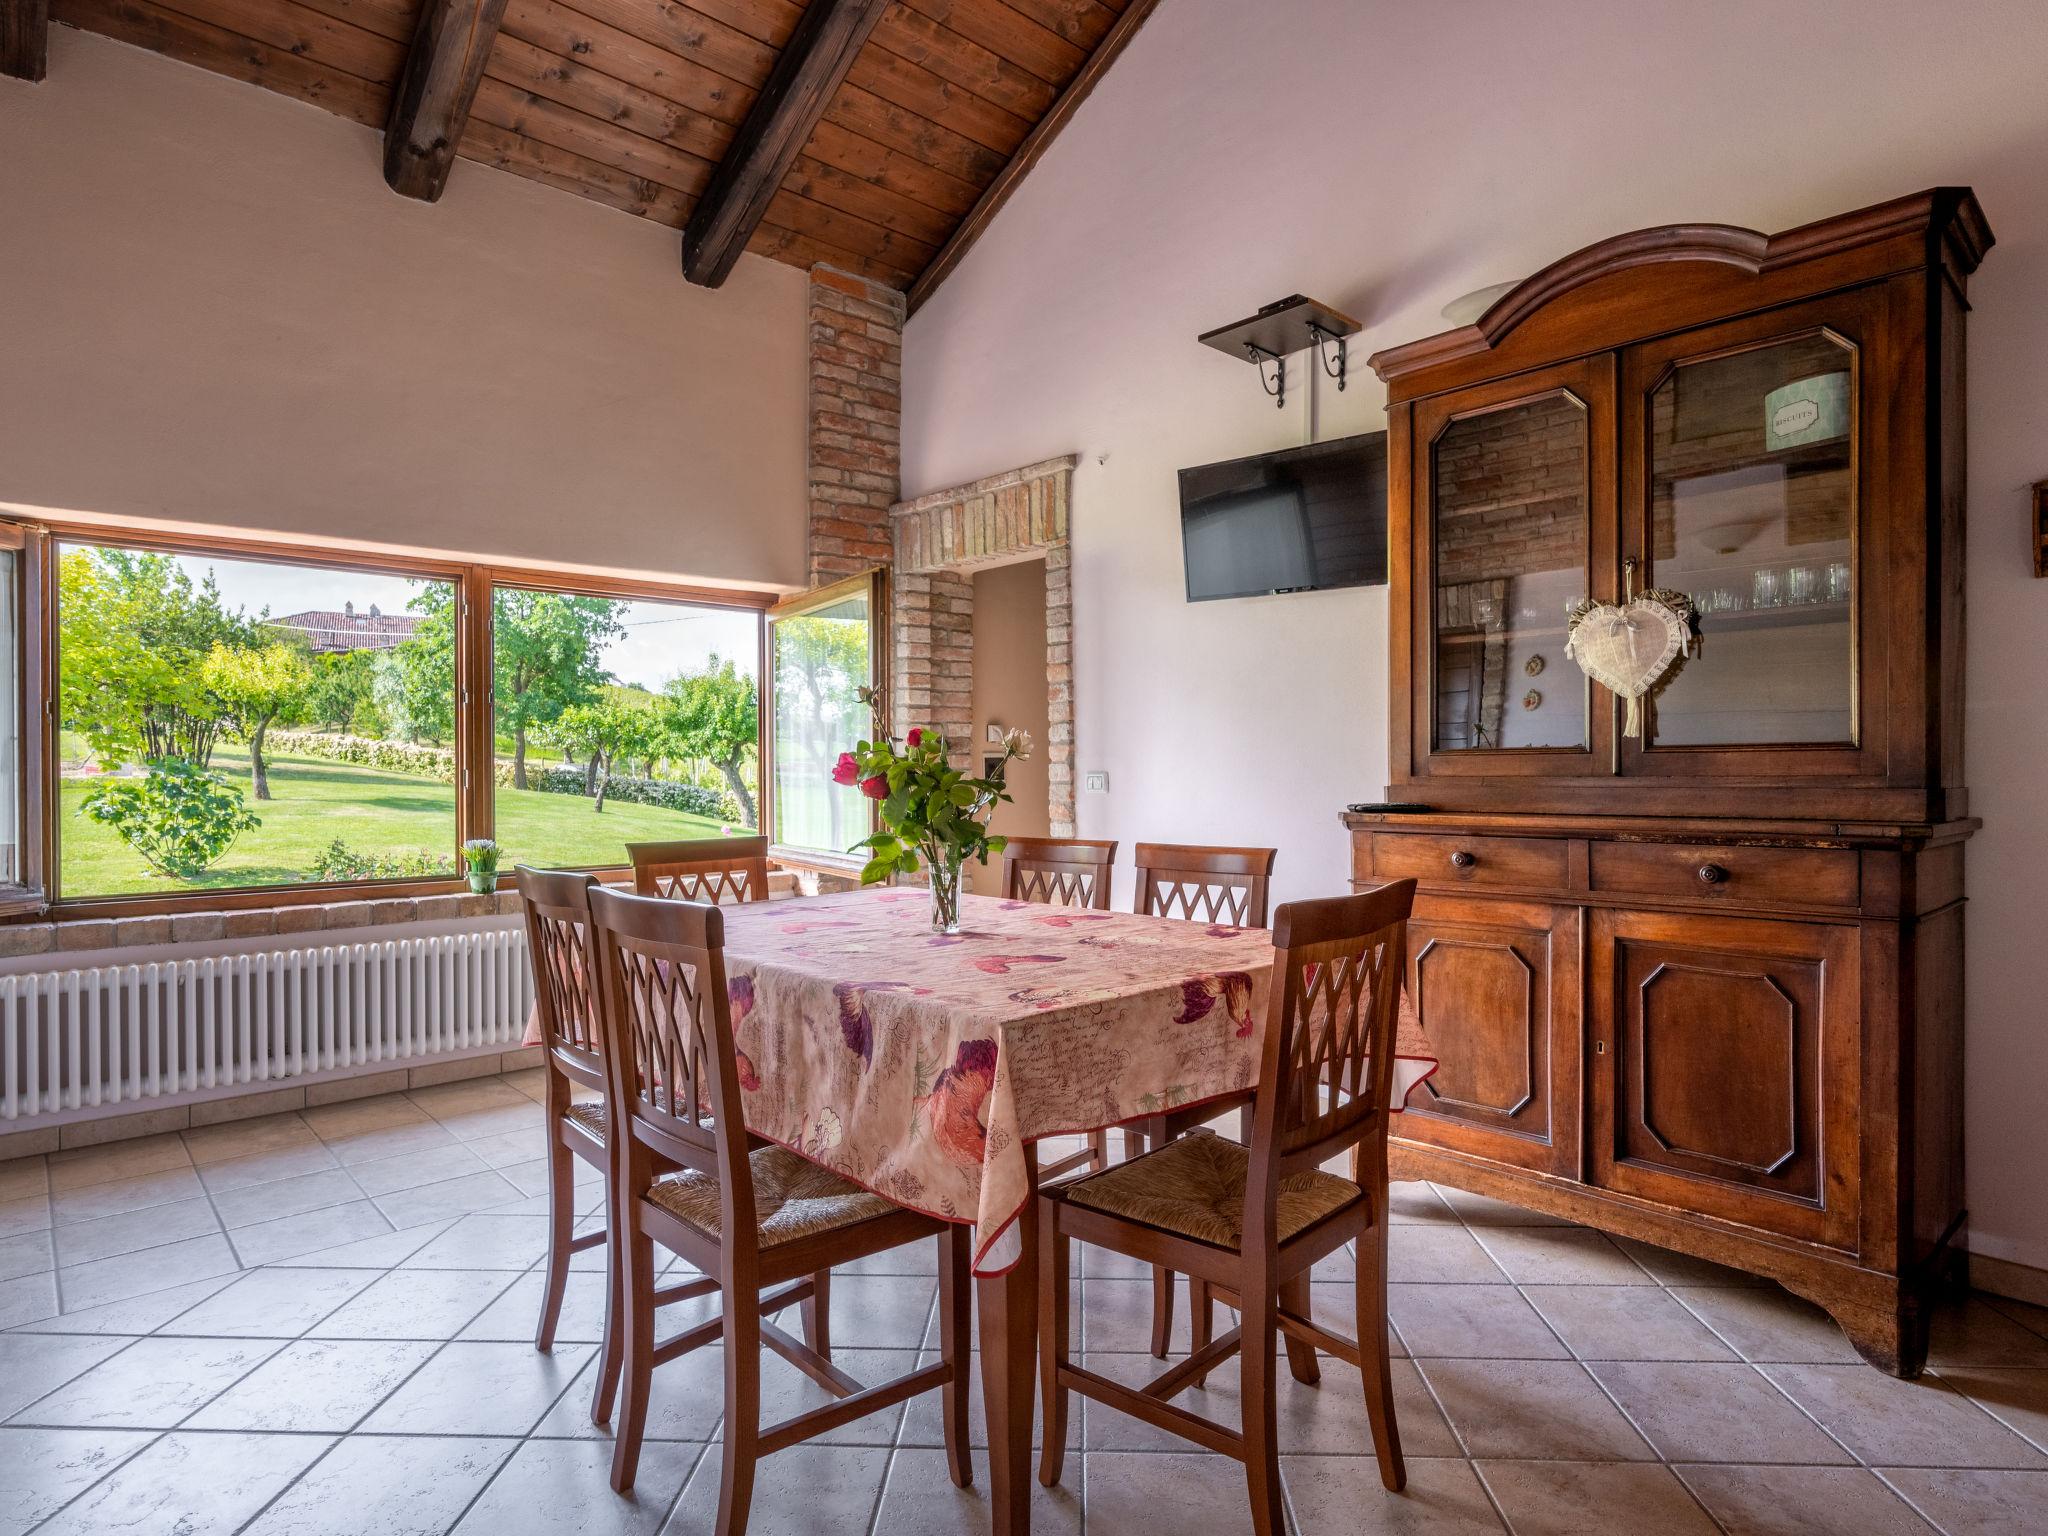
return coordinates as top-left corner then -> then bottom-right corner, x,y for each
1564,588 -> 1702,738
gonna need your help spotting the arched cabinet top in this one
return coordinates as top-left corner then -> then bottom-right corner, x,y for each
1369,187 -> 1991,392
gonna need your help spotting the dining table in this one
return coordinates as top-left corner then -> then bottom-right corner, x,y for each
534,883 -> 1437,1533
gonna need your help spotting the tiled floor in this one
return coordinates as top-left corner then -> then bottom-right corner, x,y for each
2,1074 -> 2046,1534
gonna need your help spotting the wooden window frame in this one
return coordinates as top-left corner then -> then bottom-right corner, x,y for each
4,514 -> 773,920
763,566 -> 889,869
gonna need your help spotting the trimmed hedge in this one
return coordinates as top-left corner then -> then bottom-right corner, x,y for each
265,731 -> 743,823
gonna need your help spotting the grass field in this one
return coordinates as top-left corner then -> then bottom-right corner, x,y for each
60,747 -> 730,897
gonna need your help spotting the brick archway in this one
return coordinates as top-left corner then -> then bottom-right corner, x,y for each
890,456 -> 1077,837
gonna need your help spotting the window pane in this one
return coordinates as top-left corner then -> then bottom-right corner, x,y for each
491,588 -> 759,871
772,589 -> 872,857
0,549 -> 20,891
1432,393 -> 1590,750
1647,334 -> 1856,745
58,545 -> 456,896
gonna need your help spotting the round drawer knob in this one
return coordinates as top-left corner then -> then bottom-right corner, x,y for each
1449,850 -> 1477,870
1697,862 -> 1729,886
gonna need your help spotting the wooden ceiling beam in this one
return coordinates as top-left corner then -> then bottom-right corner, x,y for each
906,0 -> 1162,315
384,0 -> 510,201
2,0 -> 49,80
681,0 -> 891,288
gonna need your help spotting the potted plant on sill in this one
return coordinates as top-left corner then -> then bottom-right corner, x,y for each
461,838 -> 503,895
836,725 -> 1032,934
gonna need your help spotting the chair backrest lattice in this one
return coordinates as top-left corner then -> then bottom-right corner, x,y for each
629,835 -> 771,906
1001,836 -> 1117,911
1133,843 -> 1278,928
518,866 -> 603,1087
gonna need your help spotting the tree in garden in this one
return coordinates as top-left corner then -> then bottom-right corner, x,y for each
80,759 -> 260,879
201,635 -> 313,800
59,548 -> 256,767
302,649 -> 381,734
546,693 -> 662,813
662,655 -> 758,826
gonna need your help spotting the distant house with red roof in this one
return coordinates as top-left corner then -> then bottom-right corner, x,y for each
271,603 -> 420,654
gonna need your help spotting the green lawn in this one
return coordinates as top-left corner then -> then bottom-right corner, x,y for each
60,747 -> 731,897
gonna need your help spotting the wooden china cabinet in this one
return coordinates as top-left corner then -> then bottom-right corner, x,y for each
1347,189 -> 1991,1375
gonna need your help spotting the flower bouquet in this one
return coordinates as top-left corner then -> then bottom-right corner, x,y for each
836,725 -> 1033,933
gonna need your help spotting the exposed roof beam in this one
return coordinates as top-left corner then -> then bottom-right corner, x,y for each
906,0 -> 1165,316
682,0 -> 892,288
1,0 -> 48,82
383,0 -> 510,202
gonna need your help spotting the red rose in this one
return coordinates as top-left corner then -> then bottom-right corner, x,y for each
831,752 -> 860,786
907,727 -> 924,747
860,774 -> 888,800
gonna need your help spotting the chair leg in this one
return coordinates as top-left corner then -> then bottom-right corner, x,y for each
1280,1274 -> 1321,1386
938,1226 -> 974,1489
534,1130 -> 574,1354
715,1276 -> 763,1536
801,1268 -> 832,1360
1187,1277 -> 1215,1386
1355,1219 -> 1405,1492
608,1214 -> 657,1493
1149,1263 -> 1176,1359
1240,1280 -> 1286,1536
590,1167 -> 624,1424
1085,1128 -> 1108,1172
1037,1204 -> 1072,1488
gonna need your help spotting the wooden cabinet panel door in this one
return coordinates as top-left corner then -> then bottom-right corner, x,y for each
1589,910 -> 1860,1247
1396,895 -> 1579,1176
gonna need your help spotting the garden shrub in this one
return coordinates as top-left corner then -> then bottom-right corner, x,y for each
307,839 -> 459,882
78,760 -> 261,878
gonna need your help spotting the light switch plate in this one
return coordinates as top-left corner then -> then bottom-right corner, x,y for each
1084,771 -> 1110,794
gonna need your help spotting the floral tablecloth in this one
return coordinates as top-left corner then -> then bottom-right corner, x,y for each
694,887 -> 1435,1275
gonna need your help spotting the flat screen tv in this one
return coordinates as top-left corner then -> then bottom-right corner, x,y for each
1177,431 -> 1388,602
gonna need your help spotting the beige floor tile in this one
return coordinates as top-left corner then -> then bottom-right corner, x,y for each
55,1232 -> 241,1312
48,1164 -> 205,1225
52,1196 -> 220,1268
11,1272 -> 238,1335
228,1199 -> 394,1266
1925,1366 -> 2048,1453
303,1093 -> 434,1140
1927,1298 -> 2048,1369
1387,1225 -> 1510,1285
46,1133 -> 192,1193
1984,1296 -> 2048,1339
0,1194 -> 51,1239
1880,1467 -> 2048,1536
1434,1186 -> 1575,1226
1076,1274 -> 1186,1354
504,1067 -> 550,1102
31,1429 -> 334,1536
1671,1284 -> 1862,1363
466,1127 -> 551,1169
242,1433 -> 517,1536
0,1425 -> 157,1532
372,1169 -> 527,1228
1080,1450 -> 1254,1536
351,1140 -> 495,1198
187,1338 -> 438,1431
0,1229 -> 52,1281
1470,1227 -> 1653,1286
1611,1235 -> 1774,1288
1525,1285 -> 1739,1361
1284,1453 -> 1507,1535
400,1212 -> 551,1270
195,1140 -> 343,1195
409,1078 -> 536,1119
461,1269 -> 609,1344
1477,1460 -> 1719,1536
323,1118 -> 463,1167
211,1167 -> 366,1230
0,1158 -> 48,1202
12,1334 -> 282,1427
310,1267 -> 521,1340
899,1347 -> 1080,1451
533,1344 -> 720,1445
1676,1464 -> 1936,1534
1389,1282 -> 1567,1360
1387,1181 -> 1460,1225
155,1265 -> 379,1338
670,1441 -> 884,1535
0,1270 -> 59,1328
438,1104 -> 550,1145
264,1217 -> 456,1270
363,1339 -> 592,1435
181,1111 -> 321,1167
1763,1364 -> 2048,1468
0,1332 -> 133,1418
1416,1358 -> 1655,1461
873,1445 -> 1082,1536
1590,1360 -> 1852,1463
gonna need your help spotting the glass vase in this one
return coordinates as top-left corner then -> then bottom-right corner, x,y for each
928,848 -> 964,935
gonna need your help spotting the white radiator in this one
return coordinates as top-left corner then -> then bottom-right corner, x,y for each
0,929 -> 533,1123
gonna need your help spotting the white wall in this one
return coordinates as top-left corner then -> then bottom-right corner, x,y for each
0,30 -> 809,590
902,0 -> 2048,1272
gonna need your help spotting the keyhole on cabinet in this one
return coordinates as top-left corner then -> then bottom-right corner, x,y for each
1595,1041 -> 1606,1055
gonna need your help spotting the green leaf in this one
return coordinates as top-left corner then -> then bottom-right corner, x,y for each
858,855 -> 895,884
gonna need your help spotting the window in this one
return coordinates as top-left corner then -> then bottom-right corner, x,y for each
489,584 -> 761,872
55,541 -> 457,897
768,571 -> 884,861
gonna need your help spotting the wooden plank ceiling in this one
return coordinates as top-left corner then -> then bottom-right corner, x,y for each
46,0 -> 1159,305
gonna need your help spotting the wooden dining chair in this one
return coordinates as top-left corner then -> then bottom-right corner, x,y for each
1122,843 -> 1280,1355
586,886 -> 974,1523
628,834 -> 771,904
1000,836 -> 1120,1180
518,866 -> 623,1424
1036,880 -> 1418,1531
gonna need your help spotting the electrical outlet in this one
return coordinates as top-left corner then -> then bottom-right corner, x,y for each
1084,771 -> 1110,794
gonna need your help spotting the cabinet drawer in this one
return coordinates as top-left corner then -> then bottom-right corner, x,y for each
1357,831 -> 1569,892
1588,841 -> 1858,908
